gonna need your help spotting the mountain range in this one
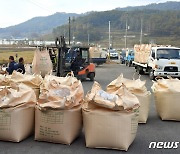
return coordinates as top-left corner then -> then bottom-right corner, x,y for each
0,12 -> 80,39
0,1 -> 179,39
116,1 -> 180,11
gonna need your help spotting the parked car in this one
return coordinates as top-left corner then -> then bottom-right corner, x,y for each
108,49 -> 119,59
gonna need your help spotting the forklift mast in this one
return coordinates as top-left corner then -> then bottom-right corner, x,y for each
55,36 -> 66,77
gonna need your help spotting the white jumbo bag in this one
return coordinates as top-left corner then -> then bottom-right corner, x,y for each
32,49 -> 53,77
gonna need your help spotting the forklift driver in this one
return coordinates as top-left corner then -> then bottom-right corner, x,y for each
71,50 -> 84,74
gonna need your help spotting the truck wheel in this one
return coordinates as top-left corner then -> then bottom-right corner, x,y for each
149,69 -> 155,80
125,61 -> 128,66
89,73 -> 95,81
137,66 -> 144,75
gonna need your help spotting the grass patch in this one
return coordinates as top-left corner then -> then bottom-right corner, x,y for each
0,50 -> 35,64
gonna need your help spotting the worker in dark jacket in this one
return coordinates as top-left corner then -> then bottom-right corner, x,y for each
71,50 -> 83,70
6,56 -> 17,75
17,57 -> 25,74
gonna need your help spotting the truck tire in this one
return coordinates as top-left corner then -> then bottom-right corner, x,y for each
89,73 -> 95,81
125,61 -> 128,66
137,66 -> 144,75
149,69 -> 155,80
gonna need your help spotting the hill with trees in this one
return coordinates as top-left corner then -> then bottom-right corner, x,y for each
53,9 -> 180,47
0,1 -> 180,47
116,1 -> 180,11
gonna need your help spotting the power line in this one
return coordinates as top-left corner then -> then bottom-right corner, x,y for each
26,0 -> 52,13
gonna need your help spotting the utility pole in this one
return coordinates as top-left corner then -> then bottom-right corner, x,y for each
68,17 -> 71,46
125,13 -> 128,49
87,23 -> 90,45
72,17 -> 75,44
111,35 -> 114,49
88,33 -> 90,45
64,29 -> 66,38
109,21 -> 111,50
140,18 -> 143,45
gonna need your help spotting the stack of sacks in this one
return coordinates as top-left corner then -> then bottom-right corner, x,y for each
0,83 -> 36,142
152,77 -> 180,121
144,44 -> 152,63
89,47 -> 101,58
134,44 -> 152,64
83,81 -> 140,151
35,74 -> 84,145
139,44 -> 146,63
107,74 -> 151,123
9,71 -> 43,100
134,44 -> 140,62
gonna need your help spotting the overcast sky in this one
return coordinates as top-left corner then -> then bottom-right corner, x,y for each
0,0 -> 179,28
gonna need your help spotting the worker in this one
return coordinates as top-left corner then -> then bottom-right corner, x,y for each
74,50 -> 82,63
71,50 -> 84,73
16,57 -> 25,74
6,56 -> 17,75
49,48 -> 57,71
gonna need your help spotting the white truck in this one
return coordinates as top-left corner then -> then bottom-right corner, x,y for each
132,45 -> 180,79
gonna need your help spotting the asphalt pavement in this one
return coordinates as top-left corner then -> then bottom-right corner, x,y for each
1,63 -> 180,154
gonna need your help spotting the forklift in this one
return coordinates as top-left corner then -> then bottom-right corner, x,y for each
48,48 -> 57,72
55,36 -> 95,81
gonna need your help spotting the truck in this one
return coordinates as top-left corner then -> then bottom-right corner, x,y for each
89,46 -> 107,65
90,58 -> 107,65
132,44 -> 180,80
